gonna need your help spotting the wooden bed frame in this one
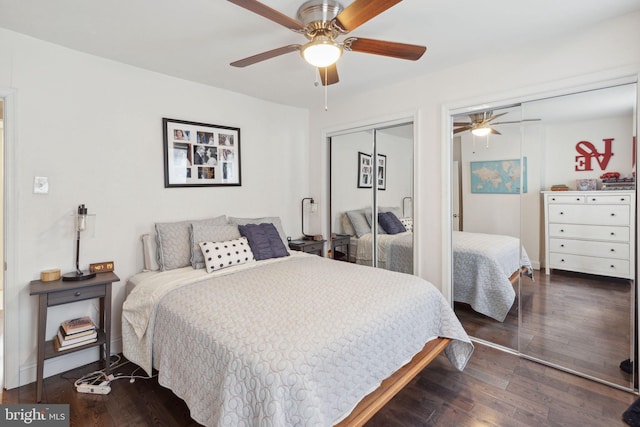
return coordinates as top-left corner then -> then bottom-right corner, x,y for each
336,337 -> 452,427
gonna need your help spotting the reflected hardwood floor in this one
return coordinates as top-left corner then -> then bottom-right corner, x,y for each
1,344 -> 635,426
455,268 -> 633,387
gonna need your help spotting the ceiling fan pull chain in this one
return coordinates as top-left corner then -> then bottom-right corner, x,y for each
324,67 -> 329,111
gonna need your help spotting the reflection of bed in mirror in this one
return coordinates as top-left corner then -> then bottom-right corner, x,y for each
453,231 -> 533,322
340,207 -> 414,274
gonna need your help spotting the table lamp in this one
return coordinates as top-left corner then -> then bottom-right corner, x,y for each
62,204 -> 96,281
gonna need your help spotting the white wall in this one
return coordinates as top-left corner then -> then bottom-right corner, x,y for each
308,11 -> 640,292
0,28 -> 309,387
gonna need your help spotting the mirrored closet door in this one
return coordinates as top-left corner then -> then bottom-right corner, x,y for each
449,82 -> 638,391
329,122 -> 414,273
451,104 -> 525,351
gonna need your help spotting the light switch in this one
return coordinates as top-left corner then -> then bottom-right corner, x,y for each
34,176 -> 49,194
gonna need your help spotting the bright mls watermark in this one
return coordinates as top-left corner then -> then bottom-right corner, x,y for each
1,405 -> 69,426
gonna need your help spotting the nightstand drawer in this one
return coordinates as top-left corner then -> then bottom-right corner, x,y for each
48,284 -> 106,306
301,242 -> 324,253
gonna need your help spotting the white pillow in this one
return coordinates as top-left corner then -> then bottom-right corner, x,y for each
399,217 -> 413,232
199,237 -> 255,273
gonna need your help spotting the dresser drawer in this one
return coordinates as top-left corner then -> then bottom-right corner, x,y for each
48,284 -> 106,306
550,238 -> 629,260
585,194 -> 632,204
549,253 -> 630,278
546,194 -> 585,204
548,224 -> 629,242
548,204 -> 629,225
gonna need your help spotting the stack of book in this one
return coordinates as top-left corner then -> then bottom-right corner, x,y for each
54,316 -> 97,352
550,184 -> 569,191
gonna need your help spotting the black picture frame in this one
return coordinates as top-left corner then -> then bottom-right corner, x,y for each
357,152 -> 373,188
163,118 -> 241,188
358,152 -> 386,190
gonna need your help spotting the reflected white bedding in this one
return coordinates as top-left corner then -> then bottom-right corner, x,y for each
453,230 -> 532,322
354,231 -> 413,274
122,252 -> 473,426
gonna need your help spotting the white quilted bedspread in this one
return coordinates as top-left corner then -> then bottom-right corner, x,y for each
452,231 -> 532,322
355,232 -> 413,273
123,252 -> 473,427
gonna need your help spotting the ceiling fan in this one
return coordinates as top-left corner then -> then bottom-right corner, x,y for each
227,0 -> 427,86
453,111 -> 541,136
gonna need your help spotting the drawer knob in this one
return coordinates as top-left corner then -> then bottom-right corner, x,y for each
621,198 -> 626,201
551,198 -> 556,201
611,249 -> 615,252
610,213 -> 615,216
591,198 -> 597,201
561,259 -> 565,262
560,229 -> 565,233
611,265 -> 615,268
559,212 -> 564,215
576,198 -> 580,201
74,292 -> 81,297
611,232 -> 615,236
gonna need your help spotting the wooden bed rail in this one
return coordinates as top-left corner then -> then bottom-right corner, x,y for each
335,337 -> 452,427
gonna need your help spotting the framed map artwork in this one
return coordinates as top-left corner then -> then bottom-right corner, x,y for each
470,158 -> 527,194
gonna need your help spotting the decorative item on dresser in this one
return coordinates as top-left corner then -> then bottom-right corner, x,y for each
543,191 -> 635,279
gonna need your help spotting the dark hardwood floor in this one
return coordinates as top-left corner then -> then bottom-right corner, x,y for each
455,268 -> 633,388
2,343 -> 636,426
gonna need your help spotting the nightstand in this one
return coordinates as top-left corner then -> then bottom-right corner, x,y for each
29,271 -> 119,402
289,239 -> 326,256
331,234 -> 352,262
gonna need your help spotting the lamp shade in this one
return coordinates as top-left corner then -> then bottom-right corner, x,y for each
472,126 -> 491,137
301,37 -> 342,67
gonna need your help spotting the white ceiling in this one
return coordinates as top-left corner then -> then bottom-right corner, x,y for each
0,0 -> 639,109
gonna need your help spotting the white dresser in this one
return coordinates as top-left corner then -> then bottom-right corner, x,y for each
543,190 -> 635,279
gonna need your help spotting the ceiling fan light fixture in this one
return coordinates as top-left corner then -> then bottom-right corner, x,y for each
472,126 -> 492,137
301,37 -> 342,67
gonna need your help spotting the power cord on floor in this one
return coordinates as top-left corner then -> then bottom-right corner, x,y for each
67,354 -> 157,394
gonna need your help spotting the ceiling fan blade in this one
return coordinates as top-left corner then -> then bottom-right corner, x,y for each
230,45 -> 301,67
490,119 -> 542,125
489,128 -> 502,135
334,0 -> 402,33
453,126 -> 473,134
227,0 -> 304,31
344,37 -> 426,61
484,112 -> 508,123
319,64 -> 339,86
453,122 -> 472,126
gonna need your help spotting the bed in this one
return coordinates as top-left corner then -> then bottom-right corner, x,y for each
452,230 -> 533,322
340,207 -> 414,274
122,215 -> 473,426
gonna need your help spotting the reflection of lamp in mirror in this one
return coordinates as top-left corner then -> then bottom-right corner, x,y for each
402,196 -> 412,217
62,204 -> 97,281
471,125 -> 491,137
301,197 -> 319,240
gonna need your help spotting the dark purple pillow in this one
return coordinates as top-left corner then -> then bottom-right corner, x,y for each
378,211 -> 406,235
238,223 -> 289,260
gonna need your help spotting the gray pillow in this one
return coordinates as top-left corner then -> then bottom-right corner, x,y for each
156,215 -> 227,271
228,216 -> 289,250
345,209 -> 371,238
341,213 -> 356,236
364,207 -> 403,235
190,223 -> 241,269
